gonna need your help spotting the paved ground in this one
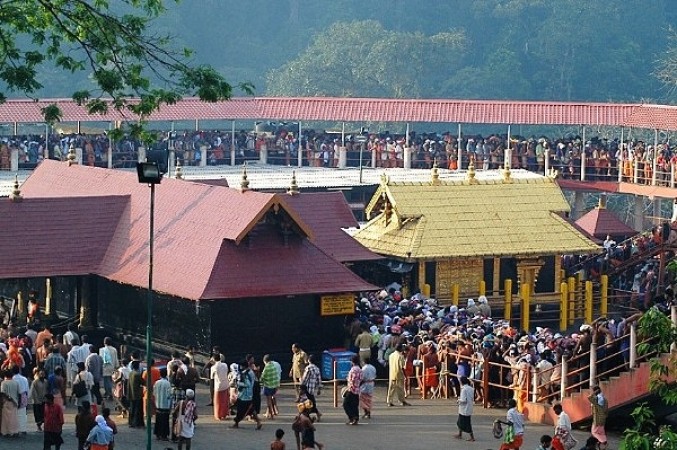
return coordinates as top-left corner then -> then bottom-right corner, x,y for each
0,384 -> 621,450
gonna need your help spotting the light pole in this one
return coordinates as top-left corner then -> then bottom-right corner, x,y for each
136,161 -> 163,450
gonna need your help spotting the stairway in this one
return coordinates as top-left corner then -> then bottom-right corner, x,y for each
525,352 -> 675,426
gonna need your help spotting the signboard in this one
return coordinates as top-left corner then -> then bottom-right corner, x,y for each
320,294 -> 355,316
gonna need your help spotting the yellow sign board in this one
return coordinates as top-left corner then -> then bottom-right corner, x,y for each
320,294 -> 355,316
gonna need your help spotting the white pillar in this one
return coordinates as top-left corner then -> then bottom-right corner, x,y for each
107,122 -> 113,169
341,122 -> 345,147
138,146 -> 146,162
230,120 -> 236,166
633,142 -> 639,183
633,195 -> 644,231
371,146 -> 377,168
618,126 -> 624,182
259,146 -> 267,164
10,148 -> 18,171
405,123 -> 410,147
580,140 -> 586,181
653,129 -> 659,186
338,146 -> 347,168
589,342 -> 597,387
200,145 -> 207,167
531,367 -> 538,402
629,323 -> 637,368
544,149 -> 550,175
404,146 -> 412,169
457,124 -> 463,170
168,149 -> 175,176
75,147 -> 83,165
297,121 -> 303,168
560,357 -> 568,399
504,148 -> 512,169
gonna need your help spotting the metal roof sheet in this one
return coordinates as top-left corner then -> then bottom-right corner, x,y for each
1,97 -> 676,130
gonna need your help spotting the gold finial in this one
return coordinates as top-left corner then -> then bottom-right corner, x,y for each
431,159 -> 440,186
239,163 -> 250,192
9,175 -> 22,202
502,164 -> 513,184
67,143 -> 77,166
466,158 -> 478,184
598,193 -> 607,209
288,170 -> 300,195
380,172 -> 390,186
174,157 -> 183,180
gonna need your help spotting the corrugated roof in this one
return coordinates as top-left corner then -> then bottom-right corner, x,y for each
353,177 -> 599,259
277,191 -> 381,263
18,160 -> 312,300
201,224 -> 378,299
575,207 -> 637,239
1,97 -> 676,130
0,196 -> 128,278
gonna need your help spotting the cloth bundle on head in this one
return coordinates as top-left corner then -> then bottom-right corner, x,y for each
186,389 -> 195,399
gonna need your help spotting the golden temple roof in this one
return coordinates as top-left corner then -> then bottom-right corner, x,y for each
354,177 -> 599,259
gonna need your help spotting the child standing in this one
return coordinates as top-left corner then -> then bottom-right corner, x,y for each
271,428 -> 286,450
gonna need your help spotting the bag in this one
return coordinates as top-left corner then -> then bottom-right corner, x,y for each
73,375 -> 88,398
561,431 -> 578,450
492,420 -> 503,439
340,386 -> 349,398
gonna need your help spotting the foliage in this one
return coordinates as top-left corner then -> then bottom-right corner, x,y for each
656,28 -> 677,100
620,307 -> 677,450
0,0 -> 253,130
265,20 -> 466,98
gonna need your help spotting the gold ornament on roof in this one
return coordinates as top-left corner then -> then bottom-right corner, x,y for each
288,170 -> 300,195
67,143 -> 77,166
466,158 -> 478,184
380,172 -> 390,186
431,159 -> 441,186
9,175 -> 22,202
239,163 -> 250,192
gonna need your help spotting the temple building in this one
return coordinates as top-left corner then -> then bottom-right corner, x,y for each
352,163 -> 599,303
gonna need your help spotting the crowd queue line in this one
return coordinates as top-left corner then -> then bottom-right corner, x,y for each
1,129 -> 674,185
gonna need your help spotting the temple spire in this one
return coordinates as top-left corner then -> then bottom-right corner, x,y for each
239,163 -> 250,192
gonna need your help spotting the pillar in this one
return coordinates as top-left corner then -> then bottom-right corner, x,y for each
653,198 -> 663,226
45,278 -> 52,317
492,257 -> 501,296
585,280 -> 593,323
589,342 -> 597,386
554,255 -> 562,288
504,279 -> 512,322
600,275 -> 608,317
75,148 -> 83,165
10,148 -> 18,171
633,195 -> 644,231
260,146 -> 268,164
200,145 -> 207,167
78,275 -> 97,329
338,147 -> 347,168
560,357 -> 568,399
452,283 -> 459,306
520,283 -> 530,332
138,146 -> 146,162
371,147 -> 377,168
544,149 -> 550,175
403,146 -> 412,169
629,324 -> 637,368
479,280 -> 486,296
418,260 -> 426,292
567,276 -> 576,325
16,291 -> 24,322
168,149 -> 175,176
560,282 -> 568,331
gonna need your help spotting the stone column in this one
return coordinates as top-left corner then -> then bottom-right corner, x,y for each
403,147 -> 412,169
259,146 -> 267,164
138,146 -> 146,162
10,148 -> 18,171
338,146 -> 347,168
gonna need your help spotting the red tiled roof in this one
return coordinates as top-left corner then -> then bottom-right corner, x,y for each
575,208 -> 637,239
277,191 -> 381,263
0,196 -> 128,278
201,224 -> 378,299
2,97 -> 677,130
19,160 -> 304,300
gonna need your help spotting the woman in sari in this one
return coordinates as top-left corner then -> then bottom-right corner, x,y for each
359,357 -> 376,419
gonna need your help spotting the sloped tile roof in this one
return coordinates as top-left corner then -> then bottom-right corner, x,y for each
0,196 -> 128,278
18,160 -> 299,299
201,224 -> 378,299
575,207 -> 637,239
277,191 -> 381,263
353,177 -> 599,259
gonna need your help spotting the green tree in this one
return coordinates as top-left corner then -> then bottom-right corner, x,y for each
265,20 -> 466,98
619,307 -> 677,450
0,0 -> 252,128
656,28 -> 677,102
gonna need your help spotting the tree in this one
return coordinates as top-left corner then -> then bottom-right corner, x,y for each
619,307 -> 677,450
0,0 -> 252,131
656,28 -> 677,101
265,20 -> 466,98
